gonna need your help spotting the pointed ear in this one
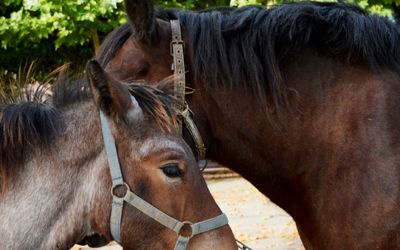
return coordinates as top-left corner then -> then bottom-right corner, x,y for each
87,59 -> 142,124
124,0 -> 158,43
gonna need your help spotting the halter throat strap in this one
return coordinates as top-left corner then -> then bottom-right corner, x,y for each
170,20 -> 206,161
99,111 -> 228,249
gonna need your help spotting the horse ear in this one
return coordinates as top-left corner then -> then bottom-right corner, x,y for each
124,0 -> 158,42
87,59 -> 142,124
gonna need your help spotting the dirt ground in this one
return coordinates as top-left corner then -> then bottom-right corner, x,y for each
71,177 -> 304,250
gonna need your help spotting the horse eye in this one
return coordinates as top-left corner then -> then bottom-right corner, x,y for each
162,165 -> 184,178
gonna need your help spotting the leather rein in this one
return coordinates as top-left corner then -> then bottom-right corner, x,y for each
99,111 -> 229,249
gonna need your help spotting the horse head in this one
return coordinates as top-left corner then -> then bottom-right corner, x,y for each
99,0 -> 175,83
0,60 -> 236,250
86,60 -> 237,249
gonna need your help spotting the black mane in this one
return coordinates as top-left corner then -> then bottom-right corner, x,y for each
0,66 -> 93,190
97,22 -> 132,68
97,1 -> 400,108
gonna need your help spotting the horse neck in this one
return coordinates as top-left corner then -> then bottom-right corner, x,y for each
187,83 -> 279,186
0,102 -> 107,250
191,54 -> 400,220
186,80 -> 307,222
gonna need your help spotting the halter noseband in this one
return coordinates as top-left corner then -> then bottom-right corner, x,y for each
170,20 -> 206,161
99,111 -> 229,249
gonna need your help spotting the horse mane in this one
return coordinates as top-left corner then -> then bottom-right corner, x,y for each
96,6 -> 235,67
127,79 -> 181,133
0,67 -> 62,192
175,2 -> 400,109
97,1 -> 400,110
0,66 -> 179,192
97,22 -> 132,68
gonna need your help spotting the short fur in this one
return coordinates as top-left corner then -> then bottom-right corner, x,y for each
0,62 -> 237,249
0,68 -> 179,192
97,1 -> 400,249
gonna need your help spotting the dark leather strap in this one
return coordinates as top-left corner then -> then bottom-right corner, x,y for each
170,20 -> 206,161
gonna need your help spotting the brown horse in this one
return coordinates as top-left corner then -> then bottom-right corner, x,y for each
97,1 -> 400,249
0,60 -> 237,250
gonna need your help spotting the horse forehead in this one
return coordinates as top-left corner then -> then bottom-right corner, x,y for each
135,137 -> 188,158
105,38 -> 145,79
117,37 -> 142,59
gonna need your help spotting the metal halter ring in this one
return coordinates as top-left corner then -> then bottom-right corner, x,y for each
111,182 -> 131,198
178,221 -> 194,239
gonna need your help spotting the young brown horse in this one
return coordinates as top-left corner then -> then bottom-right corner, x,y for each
97,1 -> 400,249
0,60 -> 237,250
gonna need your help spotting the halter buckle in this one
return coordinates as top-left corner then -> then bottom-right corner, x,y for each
170,40 -> 185,56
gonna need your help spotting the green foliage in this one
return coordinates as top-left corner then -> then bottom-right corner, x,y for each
0,0 -> 125,78
1,0 -> 399,85
154,0 -> 231,9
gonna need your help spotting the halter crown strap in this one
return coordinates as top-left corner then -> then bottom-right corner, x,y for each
100,112 -> 124,187
99,111 -> 229,249
170,20 -> 186,107
99,111 -> 124,243
170,20 -> 206,162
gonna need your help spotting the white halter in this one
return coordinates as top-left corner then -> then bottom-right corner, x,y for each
99,111 -> 229,249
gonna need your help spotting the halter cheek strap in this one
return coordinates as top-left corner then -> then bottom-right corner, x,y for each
99,111 -> 229,249
170,20 -> 206,162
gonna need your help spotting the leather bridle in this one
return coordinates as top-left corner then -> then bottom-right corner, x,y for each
99,111 -> 229,250
170,20 -> 206,162
169,19 -> 254,250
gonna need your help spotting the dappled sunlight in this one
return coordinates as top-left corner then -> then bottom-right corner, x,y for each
206,177 -> 304,250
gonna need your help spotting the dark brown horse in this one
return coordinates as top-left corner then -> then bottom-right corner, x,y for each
0,61 -> 237,249
97,1 -> 400,249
